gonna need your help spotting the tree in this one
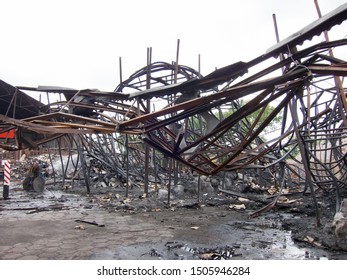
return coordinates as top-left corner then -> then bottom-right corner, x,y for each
219,100 -> 283,138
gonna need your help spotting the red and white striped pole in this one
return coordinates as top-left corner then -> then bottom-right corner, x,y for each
3,160 -> 11,199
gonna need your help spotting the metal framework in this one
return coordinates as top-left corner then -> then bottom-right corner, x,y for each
1,3 -> 347,222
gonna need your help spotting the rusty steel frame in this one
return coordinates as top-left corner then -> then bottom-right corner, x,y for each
1,3 -> 347,222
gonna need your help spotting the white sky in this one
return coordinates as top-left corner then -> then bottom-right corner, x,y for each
1,0 -> 347,93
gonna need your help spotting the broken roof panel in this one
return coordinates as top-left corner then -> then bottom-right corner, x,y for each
0,80 -> 44,119
266,3 -> 347,55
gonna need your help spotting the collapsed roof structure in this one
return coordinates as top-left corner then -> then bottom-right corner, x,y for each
1,3 -> 347,224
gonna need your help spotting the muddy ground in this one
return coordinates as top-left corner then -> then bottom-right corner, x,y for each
1,177 -> 347,260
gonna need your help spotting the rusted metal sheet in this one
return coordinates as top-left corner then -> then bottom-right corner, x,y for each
0,80 -> 45,119
266,3 -> 347,55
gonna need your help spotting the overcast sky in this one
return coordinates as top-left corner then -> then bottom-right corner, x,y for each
1,0 -> 346,93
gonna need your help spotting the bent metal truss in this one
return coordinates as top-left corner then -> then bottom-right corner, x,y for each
1,3 -> 347,221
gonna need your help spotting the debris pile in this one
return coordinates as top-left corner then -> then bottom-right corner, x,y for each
11,154 -> 50,180
164,242 -> 240,260
332,198 -> 347,250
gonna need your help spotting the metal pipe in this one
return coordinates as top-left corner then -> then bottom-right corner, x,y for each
197,173 -> 201,202
168,158 -> 172,205
125,134 -> 129,197
174,39 -> 180,83
119,56 -> 123,86
272,13 -> 284,66
289,98 -> 321,226
144,47 -> 152,196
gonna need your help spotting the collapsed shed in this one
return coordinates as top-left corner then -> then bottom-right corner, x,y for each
1,3 -> 347,226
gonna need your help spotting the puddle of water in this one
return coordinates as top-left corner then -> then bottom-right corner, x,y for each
109,224 -> 338,260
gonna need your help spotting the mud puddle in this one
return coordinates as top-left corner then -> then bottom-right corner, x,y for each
91,208 -> 342,260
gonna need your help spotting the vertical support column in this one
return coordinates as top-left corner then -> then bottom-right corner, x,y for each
198,54 -> 201,75
119,56 -> 130,197
144,47 -> 152,197
272,13 -> 284,65
168,158 -> 172,205
119,56 -> 123,85
173,39 -> 180,185
174,39 -> 180,84
153,149 -> 158,194
289,99 -> 321,226
197,173 -> 201,202
125,134 -> 129,198
47,147 -> 56,185
76,139 -> 90,193
174,161 -> 179,186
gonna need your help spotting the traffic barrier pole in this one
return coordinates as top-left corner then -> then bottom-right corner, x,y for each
3,160 -> 11,199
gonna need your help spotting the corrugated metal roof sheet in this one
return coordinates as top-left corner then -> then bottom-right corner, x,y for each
266,3 -> 347,55
0,80 -> 44,119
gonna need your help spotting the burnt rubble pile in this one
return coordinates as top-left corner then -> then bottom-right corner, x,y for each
11,154 -> 51,181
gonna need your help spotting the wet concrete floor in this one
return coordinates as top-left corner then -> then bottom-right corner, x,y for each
0,185 -> 345,260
